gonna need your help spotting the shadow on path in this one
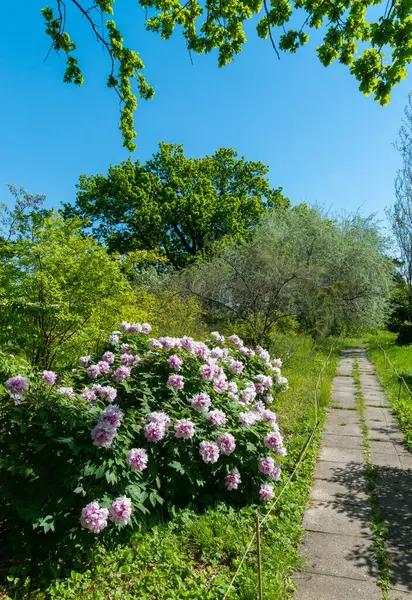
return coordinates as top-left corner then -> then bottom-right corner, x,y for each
330,461 -> 412,591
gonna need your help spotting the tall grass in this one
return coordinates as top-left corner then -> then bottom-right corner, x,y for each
368,331 -> 412,450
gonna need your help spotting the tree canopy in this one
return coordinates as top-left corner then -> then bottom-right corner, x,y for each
40,0 -> 412,149
179,206 -> 393,342
64,142 -> 289,266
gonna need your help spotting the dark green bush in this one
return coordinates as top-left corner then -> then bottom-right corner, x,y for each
396,321 -> 412,345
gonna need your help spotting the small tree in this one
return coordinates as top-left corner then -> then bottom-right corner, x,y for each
0,189 -> 139,368
390,93 -> 412,322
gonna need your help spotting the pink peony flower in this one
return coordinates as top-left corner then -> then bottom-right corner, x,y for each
97,361 -> 112,374
228,334 -> 243,348
264,393 -> 273,404
128,322 -> 142,334
97,385 -> 117,402
121,343 -> 131,353
109,334 -> 120,344
261,409 -> 277,428
181,336 -> 195,352
100,404 -> 123,428
142,323 -> 152,334
208,409 -> 227,426
168,355 -> 183,370
43,370 -> 57,386
191,393 -> 211,412
120,321 -> 130,332
200,363 -> 215,382
194,342 -> 210,360
80,501 -> 109,533
127,448 -> 148,472
228,381 -> 238,394
146,411 -> 171,429
113,366 -> 131,382
210,331 -> 225,344
210,346 -> 224,360
109,496 -> 132,525
269,464 -> 282,481
121,353 -> 136,366
80,355 -> 92,367
174,418 -> 195,439
256,345 -> 271,362
102,351 -> 115,364
167,374 -> 184,390
228,392 -> 239,402
228,359 -> 244,375
199,441 -> 220,464
57,386 -> 75,399
5,376 -> 28,403
213,377 -> 228,394
87,364 -> 101,379
144,421 -> 167,443
264,430 -> 284,454
217,433 -> 236,455
225,471 -> 241,490
149,338 -> 163,350
91,426 -> 115,447
81,388 -> 97,403
240,346 -> 255,358
239,411 -> 260,426
273,358 -> 282,368
259,483 -> 275,502
258,456 -> 276,475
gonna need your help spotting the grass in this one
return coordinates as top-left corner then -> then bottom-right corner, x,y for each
1,335 -> 339,600
368,331 -> 412,450
352,359 -> 390,599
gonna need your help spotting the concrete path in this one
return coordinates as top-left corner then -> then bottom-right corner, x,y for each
293,349 -> 412,600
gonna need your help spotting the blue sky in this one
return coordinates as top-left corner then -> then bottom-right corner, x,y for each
0,1 -> 410,223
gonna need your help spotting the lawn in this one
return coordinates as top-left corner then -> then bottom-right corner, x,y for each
368,332 -> 412,451
1,335 -> 338,600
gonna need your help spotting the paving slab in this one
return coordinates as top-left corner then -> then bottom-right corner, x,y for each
314,460 -> 365,483
293,572 -> 382,599
370,451 -> 403,468
321,433 -> 363,449
298,531 -> 378,580
323,421 -> 363,437
369,440 -> 401,455
303,499 -> 371,537
319,446 -> 364,464
389,592 -> 412,599
310,477 -> 368,502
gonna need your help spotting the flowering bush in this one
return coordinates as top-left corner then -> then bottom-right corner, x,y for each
0,323 -> 288,555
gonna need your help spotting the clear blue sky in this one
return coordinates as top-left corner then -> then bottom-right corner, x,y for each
0,1 -> 410,222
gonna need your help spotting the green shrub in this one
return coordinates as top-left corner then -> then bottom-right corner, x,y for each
396,321 -> 412,345
0,325 -> 288,567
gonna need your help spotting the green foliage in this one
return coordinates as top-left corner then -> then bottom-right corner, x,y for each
64,143 -> 288,266
37,1 -> 412,148
0,203 -> 136,368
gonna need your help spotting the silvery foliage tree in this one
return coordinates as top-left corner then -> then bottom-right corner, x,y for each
180,206 -> 393,342
390,93 -> 412,320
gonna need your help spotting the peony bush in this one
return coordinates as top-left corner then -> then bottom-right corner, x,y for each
0,323 -> 288,555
